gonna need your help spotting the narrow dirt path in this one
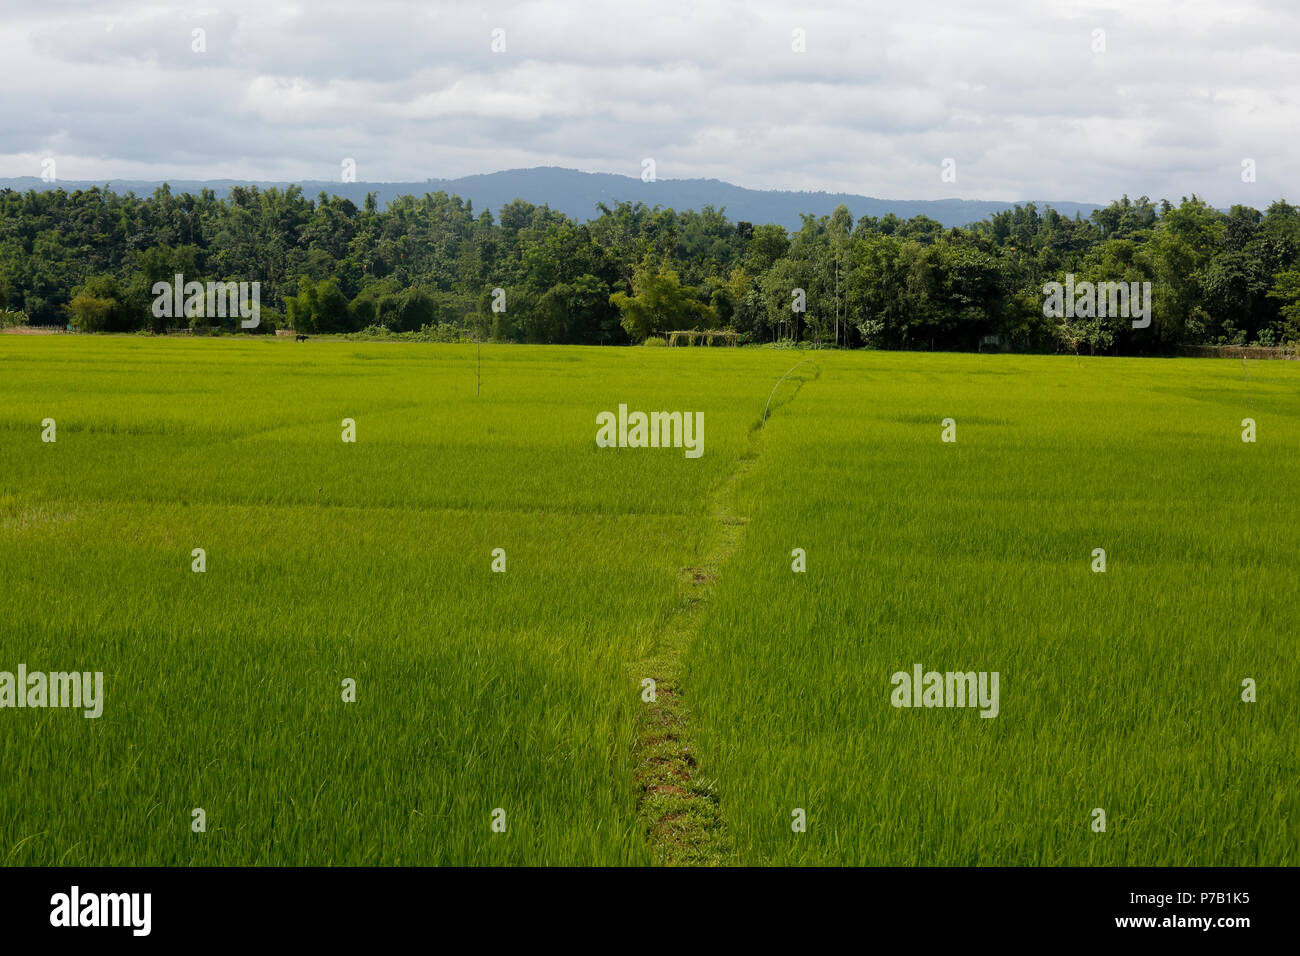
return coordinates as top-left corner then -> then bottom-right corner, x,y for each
630,358 -> 819,866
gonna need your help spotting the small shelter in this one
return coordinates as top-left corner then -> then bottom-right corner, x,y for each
666,330 -> 739,347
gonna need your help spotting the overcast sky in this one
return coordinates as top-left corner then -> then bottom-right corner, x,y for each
3,0 -> 1297,204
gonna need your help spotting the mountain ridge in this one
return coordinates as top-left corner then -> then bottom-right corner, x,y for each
0,165 -> 1105,230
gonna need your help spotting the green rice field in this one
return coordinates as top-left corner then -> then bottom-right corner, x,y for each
1,336 -> 1295,865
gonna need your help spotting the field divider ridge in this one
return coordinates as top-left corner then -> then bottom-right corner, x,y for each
629,358 -> 819,865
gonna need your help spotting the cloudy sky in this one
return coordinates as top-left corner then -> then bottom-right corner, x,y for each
3,0 -> 1297,204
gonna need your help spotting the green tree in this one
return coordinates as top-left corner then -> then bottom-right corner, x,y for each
286,276 -> 350,333
65,276 -> 135,332
608,266 -> 710,341
1265,270 -> 1300,343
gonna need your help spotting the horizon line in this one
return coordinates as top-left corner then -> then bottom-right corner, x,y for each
0,165 -> 1120,208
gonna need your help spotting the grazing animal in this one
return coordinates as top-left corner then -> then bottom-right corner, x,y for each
296,334 -> 308,342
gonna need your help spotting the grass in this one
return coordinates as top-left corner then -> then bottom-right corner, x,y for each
690,351 -> 1299,865
0,337 -> 1295,865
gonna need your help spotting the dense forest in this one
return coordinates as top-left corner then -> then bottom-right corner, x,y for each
2,184 -> 1299,352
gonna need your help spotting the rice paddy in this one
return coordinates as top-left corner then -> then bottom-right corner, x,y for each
1,337 -> 1295,865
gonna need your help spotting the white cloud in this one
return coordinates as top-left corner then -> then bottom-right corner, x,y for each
2,0 -> 1298,204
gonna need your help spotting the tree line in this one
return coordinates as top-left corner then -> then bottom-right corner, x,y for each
2,183 -> 1298,352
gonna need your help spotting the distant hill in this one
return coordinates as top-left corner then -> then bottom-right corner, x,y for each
0,166 -> 1104,230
